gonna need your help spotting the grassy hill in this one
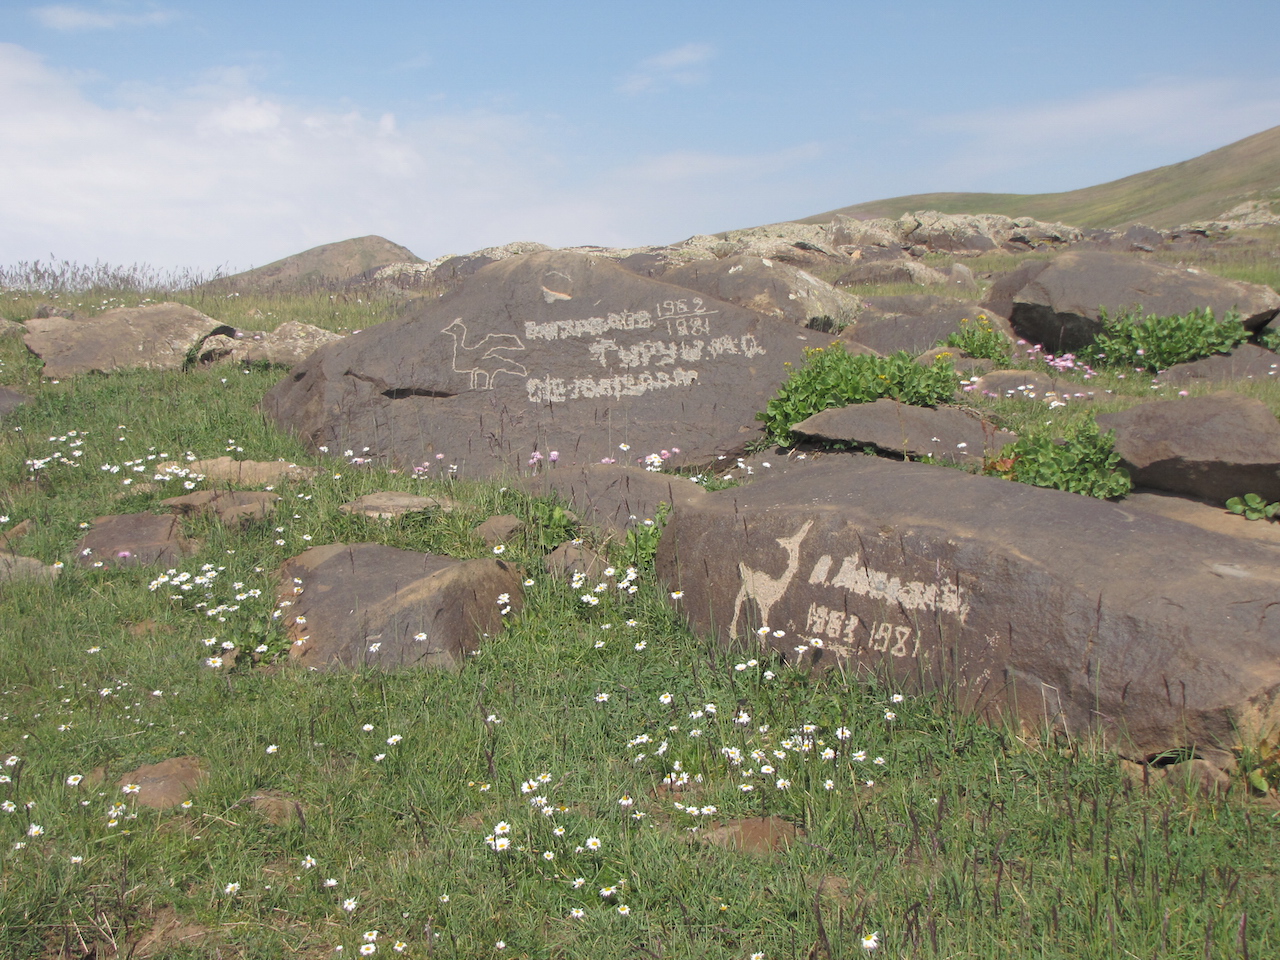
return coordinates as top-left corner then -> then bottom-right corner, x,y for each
212,235 -> 422,292
801,124 -> 1280,229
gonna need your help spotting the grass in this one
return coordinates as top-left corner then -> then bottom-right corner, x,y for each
1,274 -> 1280,959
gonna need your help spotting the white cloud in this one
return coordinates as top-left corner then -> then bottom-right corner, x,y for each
31,4 -> 176,30
618,42 -> 715,95
920,78 -> 1280,190
0,41 -> 829,271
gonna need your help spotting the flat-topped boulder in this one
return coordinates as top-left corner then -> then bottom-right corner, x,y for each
1156,343 -> 1280,383
262,251 -> 810,477
338,491 -> 461,519
843,297 -> 1014,356
791,399 -> 1016,465
1096,392 -> 1280,503
278,543 -> 523,671
1002,251 -> 1280,354
158,457 -> 319,486
75,513 -> 196,569
656,456 -> 1280,761
160,490 -> 281,527
0,386 -> 30,419
23,302 -> 232,378
661,255 -> 861,327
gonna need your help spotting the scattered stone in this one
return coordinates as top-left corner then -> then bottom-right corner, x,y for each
197,321 -> 344,368
262,250 -> 811,477
117,756 -> 208,809
278,543 -> 524,671
0,554 -> 59,589
474,514 -> 523,546
0,318 -> 24,338
914,346 -> 994,376
246,789 -> 306,826
662,255 -> 862,327
1096,392 -> 1280,503
966,369 -> 1098,403
23,302 -> 232,378
339,491 -> 461,519
543,541 -> 608,580
1003,251 -> 1280,353
0,386 -> 31,419
1157,343 -> 1280,383
790,399 -> 1016,464
74,513 -> 195,568
699,816 -> 802,854
1120,758 -> 1232,798
522,463 -> 707,536
161,456 -> 319,486
0,518 -> 32,550
656,456 -> 1280,761
129,907 -> 215,959
161,489 -> 281,527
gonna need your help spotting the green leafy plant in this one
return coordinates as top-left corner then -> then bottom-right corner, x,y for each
941,314 -> 1013,362
1226,492 -> 1280,521
986,419 -> 1131,499
1080,307 -> 1248,372
526,497 -> 578,550
618,501 -> 670,570
1258,326 -> 1280,353
757,345 -> 959,447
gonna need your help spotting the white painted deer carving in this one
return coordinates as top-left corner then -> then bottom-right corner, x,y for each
730,520 -> 814,639
440,319 -> 528,389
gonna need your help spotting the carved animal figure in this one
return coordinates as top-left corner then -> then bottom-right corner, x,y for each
440,319 -> 528,389
730,520 -> 814,639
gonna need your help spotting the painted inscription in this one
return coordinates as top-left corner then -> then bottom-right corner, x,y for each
441,319 -> 527,390
728,523 -> 971,664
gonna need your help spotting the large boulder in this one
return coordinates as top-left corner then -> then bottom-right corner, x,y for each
1156,343 -> 1280,383
656,456 -> 1280,761
661,256 -> 862,327
1002,251 -> 1280,354
1096,392 -> 1280,503
23,303 -> 231,378
842,297 -> 1013,356
835,259 -> 951,288
75,513 -> 196,568
790,399 -> 1016,465
278,543 -> 523,671
521,463 -> 708,536
262,251 -> 810,478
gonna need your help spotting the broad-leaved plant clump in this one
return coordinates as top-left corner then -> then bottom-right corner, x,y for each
985,419 -> 1132,499
1079,307 -> 1248,372
1226,492 -> 1280,521
941,314 -> 1013,362
757,346 -> 959,447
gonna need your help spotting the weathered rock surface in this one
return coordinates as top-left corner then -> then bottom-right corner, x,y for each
0,386 -> 30,419
1096,392 -> 1280,503
966,369 -> 1098,403
661,255 -> 861,327
543,541 -> 607,579
339,491 -> 460,519
0,318 -> 24,338
116,756 -> 208,809
75,513 -> 195,568
23,302 -> 231,378
160,490 -> 281,527
1123,491 -> 1280,549
791,400 -> 1016,465
1003,251 -> 1280,353
521,463 -> 707,536
262,251 -> 810,477
474,514 -> 523,546
278,543 -> 523,671
163,456 -> 319,486
656,456 -> 1280,760
836,259 -> 950,288
843,297 -> 1013,356
830,211 -> 1081,253
197,321 -> 344,368
1157,343 -> 1280,383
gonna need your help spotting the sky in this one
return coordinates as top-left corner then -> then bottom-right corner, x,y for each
2,1 -> 1280,274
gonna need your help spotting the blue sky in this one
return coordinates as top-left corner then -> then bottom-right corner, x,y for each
2,1 -> 1280,272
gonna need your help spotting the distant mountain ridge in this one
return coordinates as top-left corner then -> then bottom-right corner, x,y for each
798,125 -> 1280,230
214,236 -> 422,291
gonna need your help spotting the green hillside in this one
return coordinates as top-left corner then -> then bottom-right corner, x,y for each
800,124 -> 1280,229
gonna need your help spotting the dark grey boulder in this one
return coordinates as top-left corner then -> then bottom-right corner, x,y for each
843,297 -> 1013,357
197,321 -> 343,368
521,463 -> 707,536
278,543 -> 523,671
835,259 -> 950,288
656,456 -> 1280,761
1003,251 -> 1280,354
1096,392 -> 1280,503
262,251 -> 810,478
1156,343 -> 1280,383
24,302 -> 232,378
791,399 -> 1016,465
661,255 -> 861,327
160,490 -> 281,528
